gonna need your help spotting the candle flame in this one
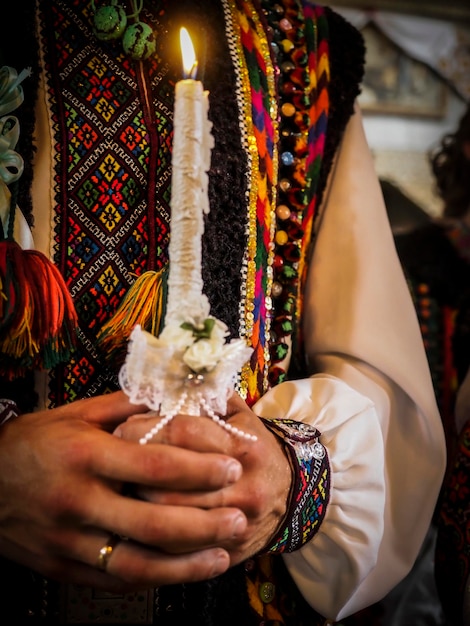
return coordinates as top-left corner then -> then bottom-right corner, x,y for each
180,27 -> 198,79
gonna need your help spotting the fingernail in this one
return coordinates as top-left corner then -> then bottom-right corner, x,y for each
225,461 -> 242,484
231,514 -> 247,538
210,550 -> 230,578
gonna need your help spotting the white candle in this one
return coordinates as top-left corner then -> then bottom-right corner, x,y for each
165,28 -> 214,326
119,30 -> 255,440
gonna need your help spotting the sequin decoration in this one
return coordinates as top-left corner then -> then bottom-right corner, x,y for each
224,0 -> 330,404
222,0 -> 279,406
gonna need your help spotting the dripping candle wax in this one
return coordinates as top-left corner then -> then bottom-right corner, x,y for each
164,27 -> 214,326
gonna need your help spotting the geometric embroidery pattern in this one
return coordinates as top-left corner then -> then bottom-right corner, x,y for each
38,0 -> 173,405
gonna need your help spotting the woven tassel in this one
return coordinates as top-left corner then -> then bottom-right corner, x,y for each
96,268 -> 167,366
0,240 -> 78,379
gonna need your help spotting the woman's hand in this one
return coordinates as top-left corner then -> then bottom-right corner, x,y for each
116,392 -> 293,565
0,391 -> 246,591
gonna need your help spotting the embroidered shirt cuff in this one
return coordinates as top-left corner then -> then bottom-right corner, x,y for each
260,417 -> 330,553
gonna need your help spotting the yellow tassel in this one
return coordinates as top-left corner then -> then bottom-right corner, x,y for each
96,268 -> 167,366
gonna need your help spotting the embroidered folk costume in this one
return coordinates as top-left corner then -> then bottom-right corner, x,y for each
0,0 -> 446,625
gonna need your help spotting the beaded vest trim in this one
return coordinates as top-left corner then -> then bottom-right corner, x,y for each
222,0 -> 279,405
225,0 -> 330,404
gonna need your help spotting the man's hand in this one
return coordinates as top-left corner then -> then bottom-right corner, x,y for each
116,392 -> 293,565
0,391 -> 245,590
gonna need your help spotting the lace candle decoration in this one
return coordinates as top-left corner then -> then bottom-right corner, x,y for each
119,29 -> 255,442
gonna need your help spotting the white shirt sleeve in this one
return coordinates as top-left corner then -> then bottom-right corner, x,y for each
253,105 -> 446,620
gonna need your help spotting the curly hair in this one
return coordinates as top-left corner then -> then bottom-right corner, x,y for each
430,105 -> 470,219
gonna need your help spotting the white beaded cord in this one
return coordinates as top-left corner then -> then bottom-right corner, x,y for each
138,391 -> 258,444
139,392 -> 188,445
197,394 -> 258,442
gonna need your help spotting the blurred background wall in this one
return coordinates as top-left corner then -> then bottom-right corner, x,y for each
325,1 -> 470,218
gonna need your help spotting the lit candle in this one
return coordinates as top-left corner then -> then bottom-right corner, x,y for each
165,27 -> 214,326
119,29 -> 254,441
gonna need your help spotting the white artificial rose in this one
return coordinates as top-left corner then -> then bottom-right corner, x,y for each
211,319 -> 229,342
159,323 -> 194,350
183,337 -> 225,372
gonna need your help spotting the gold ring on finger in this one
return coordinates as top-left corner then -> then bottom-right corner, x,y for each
96,533 -> 121,572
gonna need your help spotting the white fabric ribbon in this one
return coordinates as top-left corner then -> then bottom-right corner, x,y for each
0,66 -> 31,117
0,115 -> 24,185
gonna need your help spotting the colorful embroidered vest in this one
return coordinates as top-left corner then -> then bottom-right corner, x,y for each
30,0 -> 332,412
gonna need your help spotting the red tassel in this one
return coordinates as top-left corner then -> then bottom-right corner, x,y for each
0,240 -> 78,379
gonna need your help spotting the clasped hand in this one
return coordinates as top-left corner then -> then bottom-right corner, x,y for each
0,391 -> 291,592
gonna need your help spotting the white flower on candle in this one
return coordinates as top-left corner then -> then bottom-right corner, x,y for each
181,318 -> 228,372
119,323 -> 253,429
183,340 -> 225,373
158,323 -> 194,351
